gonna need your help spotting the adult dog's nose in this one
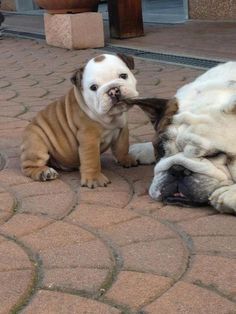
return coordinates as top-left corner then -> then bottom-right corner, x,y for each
107,87 -> 121,101
169,165 -> 192,177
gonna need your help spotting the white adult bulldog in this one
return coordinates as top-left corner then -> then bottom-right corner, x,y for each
129,61 -> 236,214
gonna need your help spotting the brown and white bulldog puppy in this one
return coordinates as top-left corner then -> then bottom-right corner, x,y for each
128,61 -> 236,214
21,53 -> 138,188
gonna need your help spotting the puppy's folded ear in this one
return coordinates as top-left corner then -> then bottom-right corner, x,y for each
124,98 -> 178,132
117,53 -> 135,70
71,67 -> 84,87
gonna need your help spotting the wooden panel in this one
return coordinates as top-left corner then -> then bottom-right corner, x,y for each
108,0 -> 144,38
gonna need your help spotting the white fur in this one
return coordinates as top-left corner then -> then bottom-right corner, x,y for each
132,62 -> 236,213
73,54 -> 139,156
81,54 -> 138,127
154,153 -> 231,182
210,185 -> 236,214
129,142 -> 155,164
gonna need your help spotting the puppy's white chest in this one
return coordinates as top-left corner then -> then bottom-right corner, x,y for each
101,128 -> 119,151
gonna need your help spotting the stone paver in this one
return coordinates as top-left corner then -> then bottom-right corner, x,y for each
0,37 -> 235,313
143,282 -> 236,314
43,267 -> 108,293
184,255 -> 236,300
121,238 -> 188,278
40,239 -> 112,269
105,271 -> 173,309
21,290 -> 121,314
0,269 -> 34,314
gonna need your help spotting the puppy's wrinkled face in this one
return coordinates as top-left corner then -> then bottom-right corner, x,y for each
77,54 -> 138,117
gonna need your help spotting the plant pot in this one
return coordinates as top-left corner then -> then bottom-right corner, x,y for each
35,0 -> 99,14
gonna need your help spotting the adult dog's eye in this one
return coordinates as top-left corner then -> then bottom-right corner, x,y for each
205,151 -> 222,158
119,73 -> 128,79
155,138 -> 165,161
90,84 -> 98,91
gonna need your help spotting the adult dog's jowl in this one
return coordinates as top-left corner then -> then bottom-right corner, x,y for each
129,62 -> 236,214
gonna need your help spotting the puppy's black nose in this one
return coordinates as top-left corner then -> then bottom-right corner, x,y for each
107,87 -> 121,101
169,165 -> 192,177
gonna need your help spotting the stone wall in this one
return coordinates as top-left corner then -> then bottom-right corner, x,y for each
1,0 -> 16,11
0,0 -> 39,11
188,0 -> 236,20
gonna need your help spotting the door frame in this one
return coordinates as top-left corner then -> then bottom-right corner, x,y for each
183,0 -> 189,19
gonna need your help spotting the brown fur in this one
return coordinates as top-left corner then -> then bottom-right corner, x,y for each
153,98 -> 179,160
21,88 -> 137,187
70,68 -> 84,88
117,53 -> 135,70
124,97 -> 179,160
94,55 -> 106,62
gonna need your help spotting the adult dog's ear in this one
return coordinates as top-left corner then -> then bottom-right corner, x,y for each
125,98 -> 179,132
117,53 -> 135,70
70,67 -> 84,88
125,97 -> 179,161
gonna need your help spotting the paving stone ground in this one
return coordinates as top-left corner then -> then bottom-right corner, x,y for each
0,37 -> 235,314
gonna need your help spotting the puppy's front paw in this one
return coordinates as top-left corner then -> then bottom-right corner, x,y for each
118,155 -> 138,168
81,172 -> 111,189
209,185 -> 236,214
129,142 -> 156,165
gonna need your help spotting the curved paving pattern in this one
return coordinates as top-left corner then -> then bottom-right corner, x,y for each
0,37 -> 235,313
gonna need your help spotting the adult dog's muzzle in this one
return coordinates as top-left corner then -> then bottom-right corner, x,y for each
160,165 -> 210,207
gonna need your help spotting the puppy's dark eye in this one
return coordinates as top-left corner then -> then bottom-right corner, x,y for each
90,84 -> 98,91
119,73 -> 128,80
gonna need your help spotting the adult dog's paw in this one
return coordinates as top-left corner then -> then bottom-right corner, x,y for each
129,142 -> 156,165
209,185 -> 236,214
81,172 -> 111,189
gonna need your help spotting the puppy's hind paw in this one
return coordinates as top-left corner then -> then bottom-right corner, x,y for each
39,167 -> 59,182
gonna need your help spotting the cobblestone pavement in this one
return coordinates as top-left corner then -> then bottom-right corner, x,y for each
0,37 -> 235,314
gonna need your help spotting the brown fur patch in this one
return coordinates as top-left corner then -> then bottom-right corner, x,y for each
117,53 -> 135,70
156,98 -> 178,134
94,55 -> 106,62
123,97 -> 178,160
71,67 -> 84,87
153,98 -> 179,159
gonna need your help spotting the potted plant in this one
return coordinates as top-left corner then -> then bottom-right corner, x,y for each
35,0 -> 99,14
